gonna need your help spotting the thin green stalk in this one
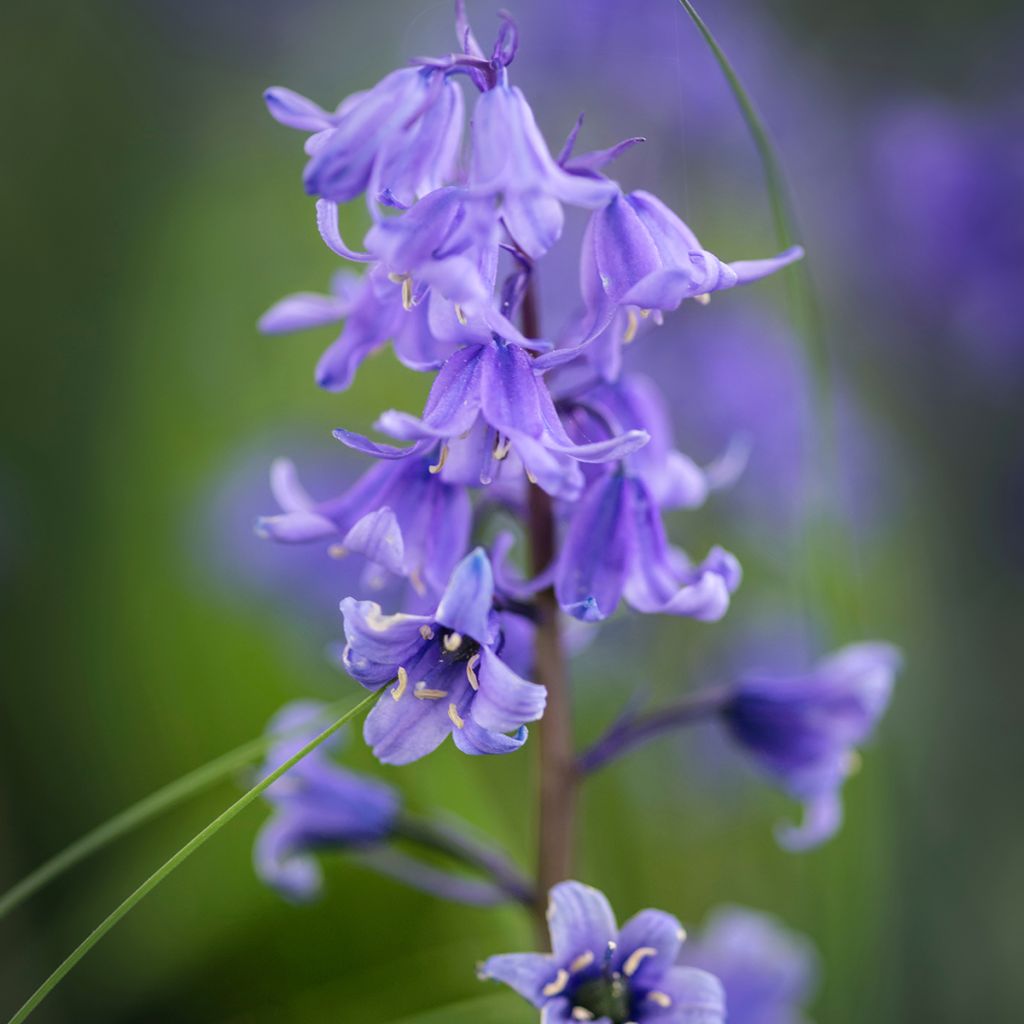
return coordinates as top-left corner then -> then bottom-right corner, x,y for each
0,698 -> 353,921
6,687 -> 383,1024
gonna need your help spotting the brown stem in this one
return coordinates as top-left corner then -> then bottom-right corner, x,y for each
522,279 -> 577,944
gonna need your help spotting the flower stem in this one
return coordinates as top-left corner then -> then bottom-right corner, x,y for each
576,686 -> 731,775
0,699 -> 354,922
5,687 -> 382,1024
522,280 -> 577,940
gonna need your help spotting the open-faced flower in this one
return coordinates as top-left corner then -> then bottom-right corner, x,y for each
335,342 -> 649,501
254,701 -> 400,901
722,642 -> 901,850
259,266 -> 453,392
480,880 -> 725,1023
255,454 -> 471,601
264,66 -> 464,206
580,190 -> 803,338
556,471 -> 741,622
679,906 -> 818,1024
470,82 -> 618,258
340,548 -> 547,765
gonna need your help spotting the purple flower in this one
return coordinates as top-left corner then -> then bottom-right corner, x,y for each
556,471 -> 741,622
679,906 -> 818,1024
580,190 -> 802,339
470,82 -> 618,258
336,342 -> 649,501
259,267 -> 452,392
340,548 -> 546,765
264,66 -> 464,206
254,701 -> 400,901
723,643 -> 901,850
255,454 -> 471,600
480,880 -> 724,1023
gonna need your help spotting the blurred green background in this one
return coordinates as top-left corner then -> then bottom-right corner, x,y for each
2,1 -> 1022,1021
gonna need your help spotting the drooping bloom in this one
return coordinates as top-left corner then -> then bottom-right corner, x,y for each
264,66 -> 464,206
679,906 -> 818,1024
258,267 -> 452,392
480,880 -> 725,1023
254,701 -> 400,901
580,190 -> 803,339
336,342 -> 649,501
255,454 -> 471,601
556,471 -> 741,622
340,548 -> 546,764
722,642 -> 901,850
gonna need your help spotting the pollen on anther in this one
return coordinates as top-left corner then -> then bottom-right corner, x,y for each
571,1009 -> 594,1022
647,991 -> 672,1008
443,631 -> 463,653
419,625 -> 435,641
541,969 -> 570,997
694,293 -> 711,306
391,667 -> 408,701
401,276 -> 414,310
429,444 -> 449,474
492,435 -> 512,460
328,544 -> 349,559
454,304 -> 468,325
570,951 -> 594,973
413,683 -> 448,700
622,946 -> 657,977
623,308 -> 639,344
448,703 -> 465,728
466,653 -> 481,690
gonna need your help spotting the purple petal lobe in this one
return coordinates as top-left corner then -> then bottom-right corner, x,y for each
435,548 -> 494,642
547,881 -> 618,962
264,87 -> 333,132
473,647 -> 547,733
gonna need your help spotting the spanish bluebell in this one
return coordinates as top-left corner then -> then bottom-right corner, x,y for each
480,880 -> 725,1023
254,701 -> 400,901
340,548 -> 546,764
722,642 -> 900,850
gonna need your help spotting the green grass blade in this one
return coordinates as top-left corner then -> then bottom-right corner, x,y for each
6,687 -> 382,1024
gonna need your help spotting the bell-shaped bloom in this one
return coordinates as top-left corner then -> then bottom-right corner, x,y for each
259,267 -> 453,392
480,880 -> 725,1023
341,548 -> 547,764
255,454 -> 471,600
336,342 -> 649,502
722,642 -> 901,850
556,471 -> 741,622
581,190 -> 803,337
679,906 -> 818,1024
254,701 -> 400,901
264,67 -> 464,206
470,83 -> 618,258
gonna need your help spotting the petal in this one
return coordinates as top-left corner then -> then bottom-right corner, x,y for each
332,428 -> 432,460
340,598 -> 431,666
545,429 -> 651,464
253,814 -> 323,902
452,720 -> 528,755
255,510 -> 337,543
258,292 -> 348,334
479,953 -> 559,1008
363,682 -> 454,765
510,431 -> 585,501
342,507 -> 405,577
480,342 -> 547,437
650,965 -> 726,1023
776,790 -> 843,852
316,199 -> 374,262
503,190 -> 565,259
472,647 -> 547,733
547,881 -> 618,963
263,86 -> 333,132
730,245 -> 805,283
435,547 -> 494,642
614,909 -> 686,986
269,457 -> 315,512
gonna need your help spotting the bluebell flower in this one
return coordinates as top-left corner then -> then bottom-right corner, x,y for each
722,643 -> 901,850
255,454 -> 471,600
254,701 -> 400,901
581,190 -> 803,339
470,82 -> 618,258
259,266 -> 453,392
335,342 -> 649,501
679,906 -> 818,1024
264,66 -> 464,206
480,880 -> 725,1023
341,548 -> 547,764
556,471 -> 741,622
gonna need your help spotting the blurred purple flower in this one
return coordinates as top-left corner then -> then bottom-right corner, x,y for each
481,879 -> 724,1023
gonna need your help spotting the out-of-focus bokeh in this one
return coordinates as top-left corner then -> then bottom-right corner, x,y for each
2,0 -> 1021,1021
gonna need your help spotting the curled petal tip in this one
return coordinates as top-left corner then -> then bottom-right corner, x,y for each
568,596 -> 604,622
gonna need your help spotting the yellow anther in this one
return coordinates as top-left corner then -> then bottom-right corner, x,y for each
327,544 -> 349,559
639,308 -> 652,319
570,951 -> 594,973
571,1010 -> 594,1022
443,631 -> 463,653
448,703 -> 465,729
525,468 -> 538,485
419,625 -> 435,641
492,435 -> 512,460
623,308 -> 639,344
401,276 -> 414,311
466,653 -> 481,691
623,946 -> 657,977
413,684 -> 448,701
409,566 -> 426,596
647,992 -> 672,1008
694,293 -> 711,306
387,272 -> 405,284
429,444 -> 449,474
391,667 -> 408,701
542,969 -> 570,997
454,304 -> 468,325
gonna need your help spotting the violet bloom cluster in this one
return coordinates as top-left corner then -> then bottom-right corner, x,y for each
258,3 -> 800,765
